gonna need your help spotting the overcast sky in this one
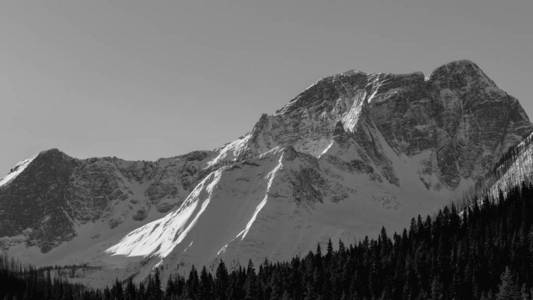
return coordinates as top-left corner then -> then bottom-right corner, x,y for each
0,0 -> 532,173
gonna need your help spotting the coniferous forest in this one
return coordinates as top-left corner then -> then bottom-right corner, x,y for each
3,184 -> 533,299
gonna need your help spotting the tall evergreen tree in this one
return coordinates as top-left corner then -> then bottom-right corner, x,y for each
496,267 -> 521,300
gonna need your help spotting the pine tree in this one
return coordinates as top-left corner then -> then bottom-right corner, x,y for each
244,260 -> 259,300
430,278 -> 444,300
200,266 -> 213,299
520,284 -> 530,300
110,279 -> 124,300
497,267 -> 521,300
215,261 -> 229,300
187,265 -> 200,299
125,279 -> 136,300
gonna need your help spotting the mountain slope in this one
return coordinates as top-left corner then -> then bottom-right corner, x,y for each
104,60 -> 532,283
479,132 -> 533,200
0,60 -> 531,286
0,149 -> 215,269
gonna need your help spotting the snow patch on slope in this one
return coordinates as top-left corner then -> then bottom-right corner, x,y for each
235,153 -> 284,240
0,156 -> 36,188
106,169 -> 223,259
208,135 -> 251,167
105,149 -> 291,278
487,133 -> 533,199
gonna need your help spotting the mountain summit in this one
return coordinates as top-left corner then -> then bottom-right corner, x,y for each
0,60 -> 531,286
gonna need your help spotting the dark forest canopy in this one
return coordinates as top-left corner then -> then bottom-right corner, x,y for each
3,183 -> 533,299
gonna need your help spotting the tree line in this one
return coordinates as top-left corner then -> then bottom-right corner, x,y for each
4,183 -> 533,299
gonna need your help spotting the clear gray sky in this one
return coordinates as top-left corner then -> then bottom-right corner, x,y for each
0,0 -> 532,173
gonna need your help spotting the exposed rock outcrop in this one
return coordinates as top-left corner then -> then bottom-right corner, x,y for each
0,60 -> 531,287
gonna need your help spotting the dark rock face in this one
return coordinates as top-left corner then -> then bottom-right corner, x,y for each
0,149 -> 78,252
237,60 -> 532,189
0,149 -> 214,252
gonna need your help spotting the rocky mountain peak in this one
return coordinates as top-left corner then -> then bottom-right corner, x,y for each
32,148 -> 74,166
212,60 -> 531,189
0,147 -> 215,255
274,61 -> 493,117
275,71 -> 368,115
1,60 -> 532,287
428,59 -> 497,90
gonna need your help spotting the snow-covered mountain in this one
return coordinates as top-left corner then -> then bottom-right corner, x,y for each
0,150 -> 215,275
0,60 -> 531,286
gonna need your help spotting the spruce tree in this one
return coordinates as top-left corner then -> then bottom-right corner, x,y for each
497,267 -> 521,300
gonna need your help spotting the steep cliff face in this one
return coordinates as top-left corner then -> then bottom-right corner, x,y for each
212,60 -> 530,189
0,60 -> 531,286
0,150 -> 78,252
0,149 -> 215,260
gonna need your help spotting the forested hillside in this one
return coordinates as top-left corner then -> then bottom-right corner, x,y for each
4,183 -> 533,299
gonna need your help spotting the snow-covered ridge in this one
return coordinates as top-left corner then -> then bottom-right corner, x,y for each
0,155 -> 36,188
